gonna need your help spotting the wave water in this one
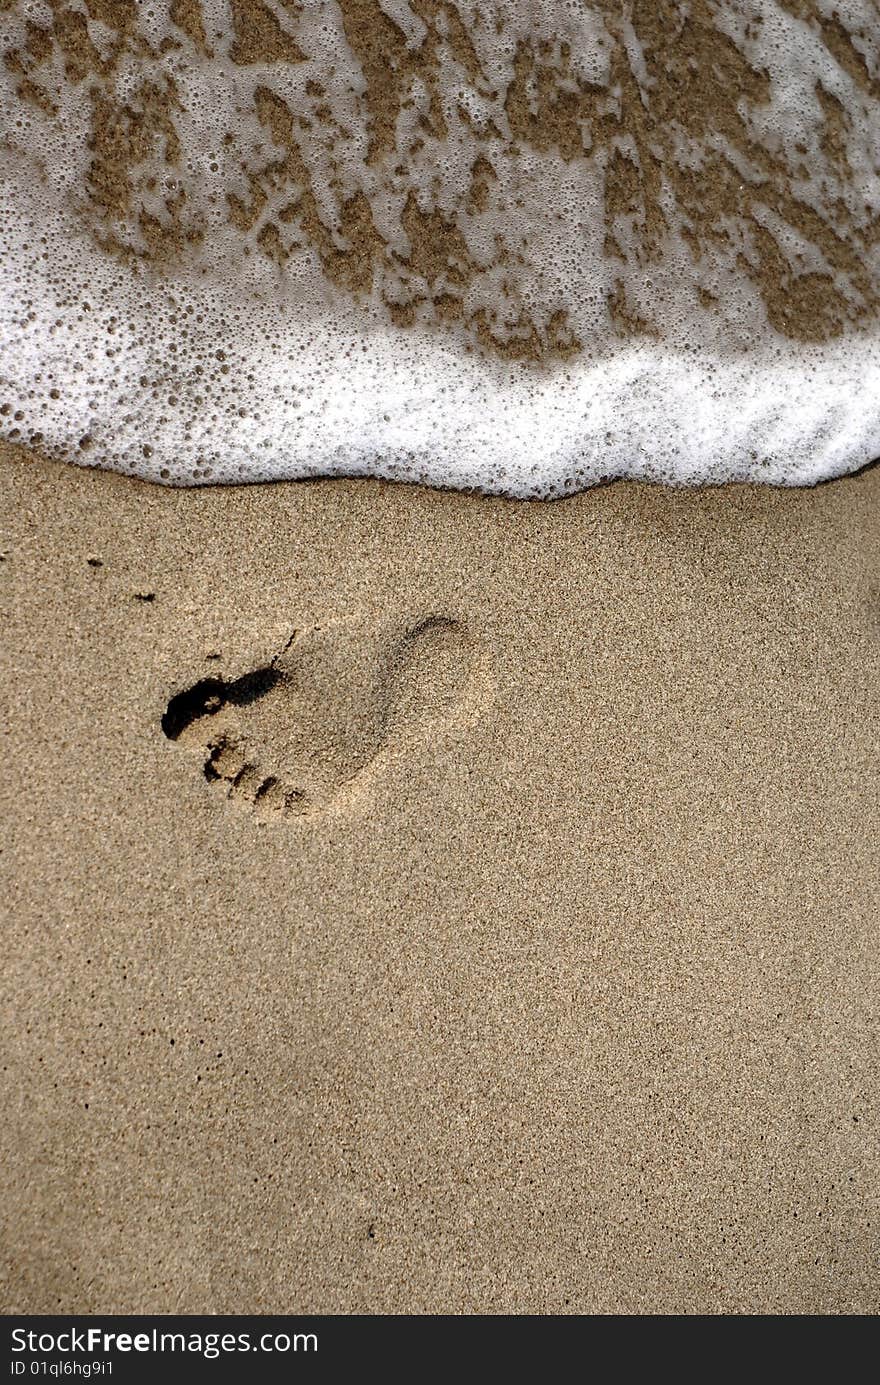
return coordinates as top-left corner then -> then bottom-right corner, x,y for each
1,0 -> 879,496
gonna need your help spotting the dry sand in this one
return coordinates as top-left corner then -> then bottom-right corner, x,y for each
1,439 -> 878,1314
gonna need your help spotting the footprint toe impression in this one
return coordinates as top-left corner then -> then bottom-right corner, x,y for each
162,615 -> 480,820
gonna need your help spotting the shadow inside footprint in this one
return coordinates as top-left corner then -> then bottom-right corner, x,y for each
162,616 -> 480,821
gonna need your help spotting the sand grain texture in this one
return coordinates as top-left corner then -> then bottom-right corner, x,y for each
1,441 -> 878,1314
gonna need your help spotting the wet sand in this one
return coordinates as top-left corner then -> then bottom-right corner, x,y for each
1,440 -> 878,1314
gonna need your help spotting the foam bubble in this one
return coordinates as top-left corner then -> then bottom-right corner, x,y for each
1,1 -> 879,496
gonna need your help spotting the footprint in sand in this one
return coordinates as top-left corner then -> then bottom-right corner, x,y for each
161,615 -> 484,820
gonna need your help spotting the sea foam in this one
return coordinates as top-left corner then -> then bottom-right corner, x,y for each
1,0 -> 879,496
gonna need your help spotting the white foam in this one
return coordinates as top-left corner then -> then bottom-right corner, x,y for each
1,1 -> 879,496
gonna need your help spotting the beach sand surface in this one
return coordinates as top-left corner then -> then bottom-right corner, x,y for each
1,440 -> 878,1314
